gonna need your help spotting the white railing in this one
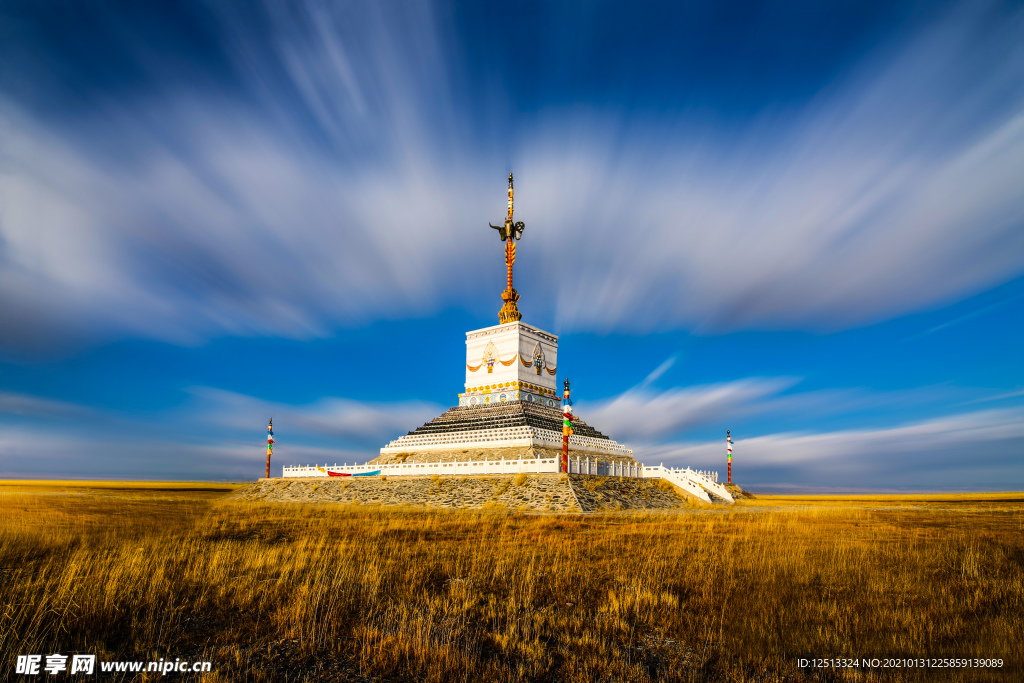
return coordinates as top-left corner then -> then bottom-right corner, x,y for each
282,458 -> 733,505
284,456 -> 643,479
641,465 -> 711,503
283,457 -> 561,478
692,470 -> 719,483
567,456 -> 642,478
684,468 -> 733,502
641,465 -> 733,503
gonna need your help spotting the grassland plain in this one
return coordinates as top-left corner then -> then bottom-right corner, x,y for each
0,481 -> 1021,682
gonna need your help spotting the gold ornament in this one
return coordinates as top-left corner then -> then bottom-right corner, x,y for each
490,173 -> 526,323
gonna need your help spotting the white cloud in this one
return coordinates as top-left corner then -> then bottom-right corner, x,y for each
0,388 -> 442,478
735,409 -> 1024,466
1,384 -> 1020,487
0,391 -> 91,418
0,1 -> 1021,353
579,377 -> 801,441
640,407 -> 1024,489
187,387 -> 442,443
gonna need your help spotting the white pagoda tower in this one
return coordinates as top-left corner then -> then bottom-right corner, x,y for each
375,174 -> 633,464
459,321 -> 560,409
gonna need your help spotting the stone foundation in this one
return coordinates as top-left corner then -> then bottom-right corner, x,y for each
238,473 -> 704,512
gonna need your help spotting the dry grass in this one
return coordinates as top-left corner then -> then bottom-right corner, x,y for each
0,483 -> 1021,682
656,479 -> 678,494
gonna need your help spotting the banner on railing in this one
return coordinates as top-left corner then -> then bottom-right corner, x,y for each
281,458 -> 733,504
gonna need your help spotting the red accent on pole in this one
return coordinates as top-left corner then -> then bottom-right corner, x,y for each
727,429 -> 732,485
266,417 -> 273,479
562,381 -> 571,474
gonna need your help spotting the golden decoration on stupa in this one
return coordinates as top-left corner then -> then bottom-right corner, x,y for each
489,173 -> 526,323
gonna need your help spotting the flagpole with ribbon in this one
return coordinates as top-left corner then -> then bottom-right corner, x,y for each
727,429 -> 732,485
266,418 -> 274,479
562,379 -> 573,473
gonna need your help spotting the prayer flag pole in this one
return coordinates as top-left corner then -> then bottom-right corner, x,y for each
562,379 -> 573,473
727,429 -> 732,485
266,418 -> 274,479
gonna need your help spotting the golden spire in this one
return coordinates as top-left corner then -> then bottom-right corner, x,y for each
489,173 -> 526,323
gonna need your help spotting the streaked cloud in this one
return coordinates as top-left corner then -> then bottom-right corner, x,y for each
0,426 -> 267,480
188,387 -> 442,443
576,367 -> 962,442
959,389 -> 1024,406
643,407 -> 1024,489
0,391 -> 91,418
0,387 -> 441,479
0,381 -> 1019,487
0,1 -> 1021,353
580,377 -> 801,441
0,2 -> 1020,490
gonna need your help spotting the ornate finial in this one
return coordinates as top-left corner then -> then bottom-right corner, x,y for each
564,378 -> 570,393
508,172 -> 514,221
489,173 -> 526,323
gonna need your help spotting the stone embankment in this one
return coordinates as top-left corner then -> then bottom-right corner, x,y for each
238,473 -> 705,512
724,484 -> 755,500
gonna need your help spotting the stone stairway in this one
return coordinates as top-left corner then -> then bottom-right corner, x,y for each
646,466 -> 735,505
700,486 -> 732,505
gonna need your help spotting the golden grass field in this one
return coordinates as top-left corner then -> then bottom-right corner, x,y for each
1,480 -> 1021,682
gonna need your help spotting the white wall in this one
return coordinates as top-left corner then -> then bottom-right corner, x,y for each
463,322 -> 559,404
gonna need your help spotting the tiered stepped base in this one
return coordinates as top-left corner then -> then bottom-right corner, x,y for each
373,401 -> 635,466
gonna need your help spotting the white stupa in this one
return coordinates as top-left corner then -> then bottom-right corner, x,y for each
374,174 -> 633,464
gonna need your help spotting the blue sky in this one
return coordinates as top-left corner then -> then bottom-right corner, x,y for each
0,0 -> 1022,490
